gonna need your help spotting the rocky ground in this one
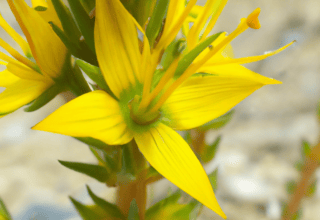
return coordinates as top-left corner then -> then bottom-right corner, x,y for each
1,0 -> 320,219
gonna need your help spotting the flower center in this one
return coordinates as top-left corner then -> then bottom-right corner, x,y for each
129,95 -> 161,125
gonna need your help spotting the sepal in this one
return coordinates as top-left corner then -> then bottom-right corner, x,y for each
200,136 -> 221,163
146,0 -> 169,47
76,59 -> 112,94
51,0 -> 81,42
58,160 -> 109,183
80,0 -> 95,14
67,0 -> 95,52
75,137 -> 112,150
199,110 -> 234,131
24,83 -> 63,112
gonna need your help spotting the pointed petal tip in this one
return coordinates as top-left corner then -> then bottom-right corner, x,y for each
264,77 -> 282,85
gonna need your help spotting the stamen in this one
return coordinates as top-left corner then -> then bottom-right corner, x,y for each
139,57 -> 180,110
200,0 -> 228,41
0,13 -> 31,56
246,8 -> 261,29
205,41 -> 295,67
187,0 -> 218,49
156,0 -> 198,51
0,38 -> 37,70
146,8 -> 262,114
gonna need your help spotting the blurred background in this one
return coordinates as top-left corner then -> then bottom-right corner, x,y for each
0,0 -> 320,219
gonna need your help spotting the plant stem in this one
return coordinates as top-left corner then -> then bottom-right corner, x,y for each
117,170 -> 147,220
282,142 -> 320,220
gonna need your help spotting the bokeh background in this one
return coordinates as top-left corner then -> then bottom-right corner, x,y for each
1,0 -> 320,219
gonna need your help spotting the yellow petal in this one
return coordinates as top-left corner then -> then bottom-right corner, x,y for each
6,62 -> 50,82
162,65 -> 281,130
95,0 -> 142,98
33,90 -> 133,145
31,0 -> 48,9
0,69 -> 20,87
0,12 -> 31,57
134,123 -> 226,218
0,79 -> 50,115
35,0 -> 63,30
9,0 -> 67,79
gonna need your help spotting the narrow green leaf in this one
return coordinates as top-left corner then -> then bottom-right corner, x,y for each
67,0 -> 95,52
70,197 -> 103,220
0,198 -> 12,220
172,201 -> 201,220
49,21 -> 82,57
302,140 -> 311,158
75,137 -> 111,150
199,110 -> 235,131
146,0 -> 169,46
86,186 -> 126,220
201,136 -> 221,163
208,169 -> 219,191
76,59 -> 112,94
146,192 -> 201,220
127,199 -> 139,220
24,84 -> 62,112
286,180 -> 297,195
174,32 -> 222,78
59,160 -> 109,182
306,181 -> 317,197
146,191 -> 181,218
51,0 -> 81,42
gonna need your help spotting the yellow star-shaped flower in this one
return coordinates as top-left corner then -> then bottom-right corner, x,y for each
34,0 -> 293,218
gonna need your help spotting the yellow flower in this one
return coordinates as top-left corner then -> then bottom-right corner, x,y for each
33,0 -> 292,218
0,0 -> 67,116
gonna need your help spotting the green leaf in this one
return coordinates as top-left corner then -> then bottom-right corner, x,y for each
302,140 -> 311,158
51,0 -> 81,42
146,0 -> 169,46
86,186 -> 125,220
208,169 -> 219,192
76,60 -> 112,94
174,32 -> 222,79
146,191 -> 200,220
286,180 -> 297,194
306,181 -> 317,197
171,201 -> 201,220
199,110 -> 234,131
67,0 -> 95,52
70,197 -> 103,220
24,84 -> 62,112
200,136 -> 221,163
127,199 -> 140,220
75,137 -> 111,150
0,198 -> 12,220
59,160 -> 109,182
